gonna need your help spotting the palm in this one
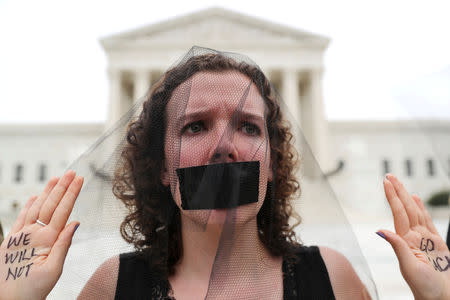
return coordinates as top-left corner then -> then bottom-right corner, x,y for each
382,174 -> 449,300
0,171 -> 83,300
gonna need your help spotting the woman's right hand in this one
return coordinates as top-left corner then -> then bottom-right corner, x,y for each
0,170 -> 83,300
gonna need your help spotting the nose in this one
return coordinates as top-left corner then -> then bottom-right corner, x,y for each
209,133 -> 238,164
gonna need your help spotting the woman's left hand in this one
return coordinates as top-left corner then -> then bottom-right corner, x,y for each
378,174 -> 450,300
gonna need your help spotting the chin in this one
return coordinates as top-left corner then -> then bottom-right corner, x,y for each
179,202 -> 261,230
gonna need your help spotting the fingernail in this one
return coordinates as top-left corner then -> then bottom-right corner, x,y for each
376,231 -> 386,240
74,224 -> 80,234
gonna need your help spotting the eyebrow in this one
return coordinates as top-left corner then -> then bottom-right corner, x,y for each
175,110 -> 209,129
175,109 -> 265,128
236,112 -> 265,124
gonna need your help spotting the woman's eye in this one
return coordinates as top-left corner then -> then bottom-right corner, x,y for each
182,121 -> 205,134
241,122 -> 261,136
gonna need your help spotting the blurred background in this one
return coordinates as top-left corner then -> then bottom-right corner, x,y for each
0,0 -> 449,299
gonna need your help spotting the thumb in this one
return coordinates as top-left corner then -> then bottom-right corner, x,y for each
47,221 -> 80,271
377,230 -> 416,274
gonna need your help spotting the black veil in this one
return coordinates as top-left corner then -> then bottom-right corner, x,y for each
45,46 -> 378,299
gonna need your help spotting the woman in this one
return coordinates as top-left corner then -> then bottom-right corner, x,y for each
1,50 -> 449,300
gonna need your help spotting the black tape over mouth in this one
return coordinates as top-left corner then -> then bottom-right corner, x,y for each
176,161 -> 260,210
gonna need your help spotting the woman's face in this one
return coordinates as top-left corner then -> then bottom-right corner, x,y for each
163,70 -> 272,226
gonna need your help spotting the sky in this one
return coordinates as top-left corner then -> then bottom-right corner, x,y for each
0,0 -> 449,123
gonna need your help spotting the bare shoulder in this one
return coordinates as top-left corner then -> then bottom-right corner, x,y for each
77,255 -> 120,300
318,246 -> 371,300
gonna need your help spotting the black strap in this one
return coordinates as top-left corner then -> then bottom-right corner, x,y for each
283,246 -> 335,300
115,252 -> 172,300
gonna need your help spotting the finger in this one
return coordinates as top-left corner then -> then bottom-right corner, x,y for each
25,177 -> 59,225
386,174 -> 419,227
37,170 -> 76,225
49,176 -> 84,232
47,221 -> 79,275
410,194 -> 426,226
10,195 -> 38,234
412,194 -> 438,234
384,178 -> 409,236
377,230 -> 418,276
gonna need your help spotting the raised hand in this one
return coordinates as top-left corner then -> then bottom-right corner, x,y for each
0,170 -> 83,300
378,174 -> 450,300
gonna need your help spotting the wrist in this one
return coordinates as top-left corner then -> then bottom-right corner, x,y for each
414,288 -> 450,300
443,287 -> 450,300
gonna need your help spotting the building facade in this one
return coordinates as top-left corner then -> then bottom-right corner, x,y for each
1,7 -> 448,223
1,8 -> 449,299
0,123 -> 103,225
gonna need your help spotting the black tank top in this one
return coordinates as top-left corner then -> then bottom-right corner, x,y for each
115,246 -> 335,300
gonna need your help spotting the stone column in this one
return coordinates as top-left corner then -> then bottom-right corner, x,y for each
281,69 -> 301,125
281,69 -> 305,183
106,68 -> 122,128
310,68 -> 330,173
133,70 -> 151,103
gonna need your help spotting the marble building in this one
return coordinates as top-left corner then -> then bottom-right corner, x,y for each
0,8 -> 450,299
0,8 -> 449,298
99,6 -> 450,215
1,6 -> 448,224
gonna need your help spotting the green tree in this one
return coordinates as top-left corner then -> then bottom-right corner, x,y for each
427,190 -> 450,206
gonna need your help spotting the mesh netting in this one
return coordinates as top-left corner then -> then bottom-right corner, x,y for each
19,46 -> 380,299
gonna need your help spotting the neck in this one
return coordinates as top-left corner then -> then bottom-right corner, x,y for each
176,209 -> 273,282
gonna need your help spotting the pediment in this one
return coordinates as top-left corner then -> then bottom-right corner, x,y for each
101,7 -> 329,50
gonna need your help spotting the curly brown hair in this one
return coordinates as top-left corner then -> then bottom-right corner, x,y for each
113,51 -> 301,276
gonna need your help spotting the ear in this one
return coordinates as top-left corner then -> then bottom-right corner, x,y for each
161,162 -> 170,186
